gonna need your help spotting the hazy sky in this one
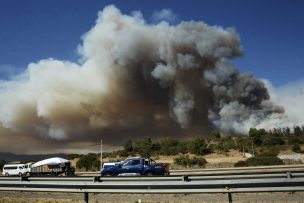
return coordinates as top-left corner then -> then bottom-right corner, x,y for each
0,0 -> 303,86
0,0 -> 303,154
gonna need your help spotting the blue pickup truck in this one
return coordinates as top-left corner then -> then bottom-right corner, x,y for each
101,157 -> 170,176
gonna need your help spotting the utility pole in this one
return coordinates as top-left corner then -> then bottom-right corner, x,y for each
100,138 -> 103,169
242,144 -> 245,157
251,137 -> 255,157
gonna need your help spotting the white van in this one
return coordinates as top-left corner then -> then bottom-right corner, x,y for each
2,164 -> 26,176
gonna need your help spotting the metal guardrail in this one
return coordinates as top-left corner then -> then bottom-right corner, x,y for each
75,164 -> 304,176
1,172 -> 304,203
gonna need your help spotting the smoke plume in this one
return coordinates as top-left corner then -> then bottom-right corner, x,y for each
0,5 -> 300,153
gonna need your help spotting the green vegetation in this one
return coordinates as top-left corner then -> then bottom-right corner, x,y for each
234,156 -> 284,167
234,146 -> 283,167
174,155 -> 207,168
0,160 -> 6,169
74,125 -> 304,169
76,153 -> 100,171
292,144 -> 302,153
100,125 -> 304,159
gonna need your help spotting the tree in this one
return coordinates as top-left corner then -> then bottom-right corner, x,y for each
159,137 -> 179,155
123,140 -> 133,152
133,137 -> 153,157
292,144 -> 302,153
76,153 -> 101,171
294,126 -> 303,137
217,136 -> 236,152
262,135 -> 285,146
174,155 -> 207,168
188,136 -> 208,155
234,156 -> 284,167
0,160 -> 6,170
283,127 -> 291,137
249,128 -> 267,146
209,131 -> 221,140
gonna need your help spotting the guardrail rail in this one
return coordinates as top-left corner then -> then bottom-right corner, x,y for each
1,171 -> 304,203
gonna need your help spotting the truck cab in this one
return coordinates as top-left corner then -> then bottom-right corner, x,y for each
101,157 -> 169,176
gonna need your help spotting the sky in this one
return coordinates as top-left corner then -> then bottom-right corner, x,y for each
0,0 -> 303,86
0,0 -> 303,154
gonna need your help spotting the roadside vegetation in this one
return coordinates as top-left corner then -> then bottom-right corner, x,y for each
1,126 -> 303,171
76,153 -> 100,171
72,125 -> 304,170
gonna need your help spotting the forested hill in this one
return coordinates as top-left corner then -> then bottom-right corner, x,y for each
0,152 -> 68,162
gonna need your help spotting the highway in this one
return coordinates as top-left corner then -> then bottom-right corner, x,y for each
1,165 -> 304,203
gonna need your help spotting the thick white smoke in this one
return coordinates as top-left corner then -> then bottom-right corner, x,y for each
266,79 -> 304,127
0,5 -> 301,153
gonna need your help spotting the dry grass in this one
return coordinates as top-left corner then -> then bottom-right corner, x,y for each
1,192 -> 304,203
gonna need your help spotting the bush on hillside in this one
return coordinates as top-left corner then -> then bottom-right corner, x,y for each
216,136 -> 237,152
76,153 -> 100,171
0,160 -> 6,169
234,156 -> 283,167
174,155 -> 207,168
288,136 -> 304,145
258,146 -> 279,156
292,144 -> 302,153
262,135 -> 285,146
133,137 -> 153,157
188,137 -> 210,155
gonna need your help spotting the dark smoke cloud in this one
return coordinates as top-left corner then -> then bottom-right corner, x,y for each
0,5 -> 294,153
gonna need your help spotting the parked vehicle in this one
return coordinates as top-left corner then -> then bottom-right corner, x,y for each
24,162 -> 33,175
30,157 -> 74,176
103,162 -> 119,168
2,164 -> 27,176
101,157 -> 170,176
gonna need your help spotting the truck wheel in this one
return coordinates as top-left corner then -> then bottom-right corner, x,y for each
5,172 -> 9,176
145,172 -> 154,176
103,173 -> 113,177
18,172 -> 23,177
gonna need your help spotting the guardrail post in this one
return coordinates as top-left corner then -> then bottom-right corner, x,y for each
227,192 -> 232,203
20,176 -> 29,182
182,175 -> 190,182
93,176 -> 100,182
84,192 -> 89,203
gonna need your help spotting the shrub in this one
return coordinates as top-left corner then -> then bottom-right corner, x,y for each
67,154 -> 82,160
249,128 -> 267,146
234,160 -> 247,167
0,160 -> 7,169
192,157 -> 208,167
292,144 -> 302,153
209,131 -> 221,140
288,136 -> 304,145
234,156 -> 283,167
258,146 -> 279,156
174,155 -> 207,168
216,136 -> 237,152
133,137 -> 153,157
117,150 -> 128,158
262,136 -> 285,146
158,137 -> 180,155
76,153 -> 101,171
188,137 -> 209,155
123,140 -> 133,152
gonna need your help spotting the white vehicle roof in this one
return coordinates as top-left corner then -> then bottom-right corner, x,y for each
3,164 -> 25,167
32,157 -> 69,167
103,162 -> 116,165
